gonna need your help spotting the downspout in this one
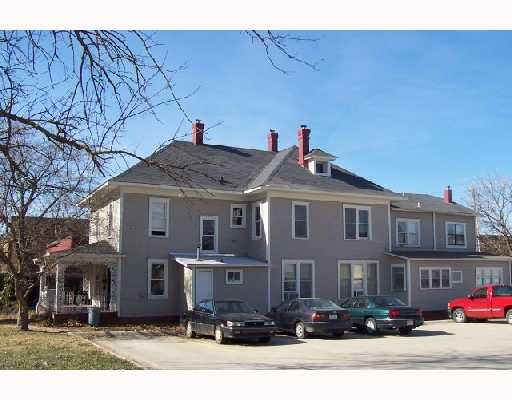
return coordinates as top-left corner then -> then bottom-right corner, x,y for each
266,193 -> 271,312
432,212 -> 437,250
387,201 -> 392,251
407,259 -> 412,306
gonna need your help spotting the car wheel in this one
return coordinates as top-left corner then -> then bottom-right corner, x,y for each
506,310 -> 512,324
453,308 -> 466,323
399,327 -> 413,335
295,321 -> 307,339
332,331 -> 345,338
215,325 -> 226,344
365,317 -> 378,335
258,336 -> 271,343
185,320 -> 195,338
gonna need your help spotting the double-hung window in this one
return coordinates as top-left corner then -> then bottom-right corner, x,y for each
230,204 -> 246,228
420,267 -> 451,289
476,267 -> 503,286
147,259 -> 168,299
292,201 -> 309,239
344,205 -> 371,240
200,216 -> 218,253
446,222 -> 466,248
252,204 -> 262,240
282,260 -> 314,300
391,264 -> 407,292
396,218 -> 420,247
149,197 -> 169,237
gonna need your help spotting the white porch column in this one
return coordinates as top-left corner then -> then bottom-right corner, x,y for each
55,264 -> 66,313
109,263 -> 119,312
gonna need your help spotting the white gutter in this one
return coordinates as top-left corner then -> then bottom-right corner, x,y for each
384,252 -> 512,262
406,259 -> 412,306
245,185 -> 408,201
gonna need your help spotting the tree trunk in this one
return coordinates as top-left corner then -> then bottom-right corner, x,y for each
15,281 -> 29,331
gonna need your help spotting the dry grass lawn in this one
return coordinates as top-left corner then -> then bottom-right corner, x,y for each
0,324 -> 139,369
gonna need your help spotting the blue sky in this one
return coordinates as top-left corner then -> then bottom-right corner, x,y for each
121,31 -> 512,203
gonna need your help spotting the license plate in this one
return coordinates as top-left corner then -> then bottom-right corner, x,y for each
407,319 -> 414,326
329,314 -> 337,320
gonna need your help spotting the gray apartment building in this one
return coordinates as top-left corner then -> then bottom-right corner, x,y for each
37,121 -> 512,319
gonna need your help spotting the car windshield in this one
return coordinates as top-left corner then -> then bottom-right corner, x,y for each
373,296 -> 406,307
215,301 -> 253,314
302,298 -> 341,311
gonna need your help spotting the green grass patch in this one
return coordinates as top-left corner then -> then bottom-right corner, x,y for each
0,325 -> 139,369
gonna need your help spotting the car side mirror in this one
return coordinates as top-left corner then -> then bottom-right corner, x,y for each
271,307 -> 277,313
253,309 -> 258,313
467,294 -> 474,300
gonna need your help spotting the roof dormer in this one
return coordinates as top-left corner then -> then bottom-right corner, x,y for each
304,149 -> 336,177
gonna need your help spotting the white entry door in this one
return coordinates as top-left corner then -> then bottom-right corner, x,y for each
195,269 -> 213,304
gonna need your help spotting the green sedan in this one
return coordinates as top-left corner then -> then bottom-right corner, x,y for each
340,296 -> 424,335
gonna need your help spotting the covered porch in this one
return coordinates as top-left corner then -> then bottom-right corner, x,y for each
37,240 -> 121,318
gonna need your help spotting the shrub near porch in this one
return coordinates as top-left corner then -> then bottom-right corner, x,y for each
0,325 -> 138,369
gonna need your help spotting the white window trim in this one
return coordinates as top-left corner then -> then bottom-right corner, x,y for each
148,197 -> 169,238
395,218 -> 421,247
475,267 -> 504,286
147,258 -> 168,300
451,270 -> 463,284
200,216 -> 219,253
308,159 -> 331,176
225,269 -> 244,285
252,203 -> 262,240
445,221 -> 467,249
343,204 -> 372,240
281,259 -> 316,301
337,260 -> 380,299
419,267 -> 452,290
292,201 -> 310,240
230,204 -> 247,229
391,264 -> 407,292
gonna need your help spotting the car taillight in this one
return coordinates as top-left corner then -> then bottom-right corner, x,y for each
388,309 -> 400,318
312,312 -> 327,321
341,312 -> 350,321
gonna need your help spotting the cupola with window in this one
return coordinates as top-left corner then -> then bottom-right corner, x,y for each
304,149 -> 336,176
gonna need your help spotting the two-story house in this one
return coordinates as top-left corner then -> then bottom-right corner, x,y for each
37,121 -> 512,320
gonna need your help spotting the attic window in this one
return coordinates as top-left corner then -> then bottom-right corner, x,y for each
315,162 -> 327,174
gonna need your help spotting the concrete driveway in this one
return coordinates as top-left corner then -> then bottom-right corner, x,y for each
92,320 -> 512,369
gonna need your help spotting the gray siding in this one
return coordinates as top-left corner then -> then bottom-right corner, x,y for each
119,193 -> 258,317
268,198 -> 390,308
410,259 -> 511,311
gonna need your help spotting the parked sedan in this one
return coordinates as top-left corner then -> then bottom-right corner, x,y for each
266,298 -> 352,339
340,296 -> 424,335
181,298 -> 276,344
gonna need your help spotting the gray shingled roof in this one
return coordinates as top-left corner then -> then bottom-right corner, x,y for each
112,141 -> 276,191
392,193 -> 475,215
111,141 -> 396,197
261,147 -> 394,196
305,149 -> 336,159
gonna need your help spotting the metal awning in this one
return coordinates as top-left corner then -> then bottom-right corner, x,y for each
170,252 -> 269,268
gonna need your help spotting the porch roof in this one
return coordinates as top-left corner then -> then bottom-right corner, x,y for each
43,240 -> 121,265
170,252 -> 269,268
385,250 -> 512,261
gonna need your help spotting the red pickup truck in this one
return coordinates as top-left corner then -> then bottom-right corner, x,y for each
448,285 -> 512,324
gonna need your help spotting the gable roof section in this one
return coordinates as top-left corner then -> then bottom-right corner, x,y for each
392,193 -> 475,215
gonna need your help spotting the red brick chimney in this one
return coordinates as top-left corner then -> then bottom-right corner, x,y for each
443,185 -> 453,204
192,119 -> 204,145
297,125 -> 310,167
267,129 -> 278,152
